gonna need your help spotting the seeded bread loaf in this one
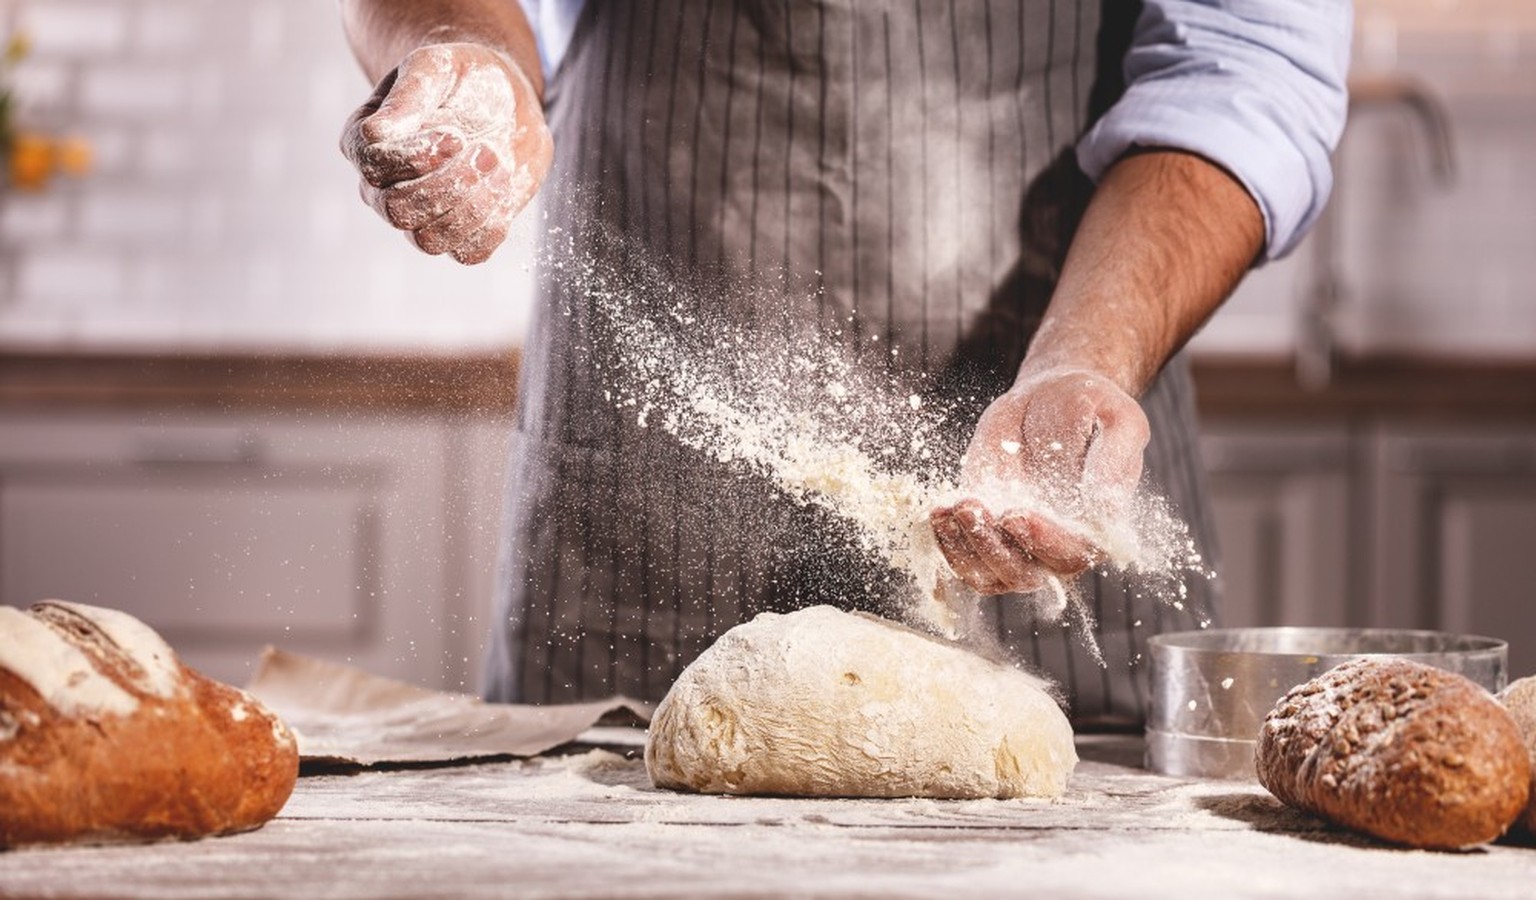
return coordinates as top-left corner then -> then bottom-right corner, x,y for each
1497,674 -> 1536,834
0,601 -> 299,847
1255,657 -> 1529,850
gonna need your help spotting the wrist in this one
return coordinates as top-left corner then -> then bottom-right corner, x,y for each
1014,332 -> 1146,399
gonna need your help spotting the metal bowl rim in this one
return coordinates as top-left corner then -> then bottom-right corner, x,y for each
1147,626 -> 1507,659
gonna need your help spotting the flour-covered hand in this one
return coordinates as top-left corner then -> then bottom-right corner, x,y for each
340,42 -> 552,264
930,367 -> 1149,595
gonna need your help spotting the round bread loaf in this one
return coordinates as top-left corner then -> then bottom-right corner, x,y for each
0,601 -> 299,847
1256,657 -> 1529,850
1497,674 -> 1536,834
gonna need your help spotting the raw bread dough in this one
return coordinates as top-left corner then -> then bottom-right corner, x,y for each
645,605 -> 1077,799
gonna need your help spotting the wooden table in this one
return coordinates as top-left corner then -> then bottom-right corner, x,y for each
3,735 -> 1535,898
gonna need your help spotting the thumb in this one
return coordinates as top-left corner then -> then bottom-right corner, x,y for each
359,49 -> 461,144
1079,399 -> 1149,513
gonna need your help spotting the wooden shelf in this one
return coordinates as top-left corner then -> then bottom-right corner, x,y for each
1192,355 -> 1536,422
0,351 -> 521,414
3,351 -> 1536,421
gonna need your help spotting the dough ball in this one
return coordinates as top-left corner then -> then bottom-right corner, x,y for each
644,605 -> 1076,799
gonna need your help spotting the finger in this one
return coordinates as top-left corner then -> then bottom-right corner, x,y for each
359,49 -> 461,144
353,129 -> 466,188
951,499 -> 1046,594
362,142 -> 494,231
998,511 -> 1101,576
338,69 -> 396,168
930,507 -> 1009,596
1080,403 -> 1151,509
409,158 -> 512,255
342,52 -> 469,186
450,216 -> 511,265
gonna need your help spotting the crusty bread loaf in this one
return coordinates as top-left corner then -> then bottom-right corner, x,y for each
1497,674 -> 1536,834
0,601 -> 299,847
1255,657 -> 1529,850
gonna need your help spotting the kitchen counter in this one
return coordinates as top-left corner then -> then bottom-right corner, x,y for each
2,735 -> 1533,899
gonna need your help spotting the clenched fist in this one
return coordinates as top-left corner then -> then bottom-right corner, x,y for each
340,42 -> 552,264
930,368 -> 1149,596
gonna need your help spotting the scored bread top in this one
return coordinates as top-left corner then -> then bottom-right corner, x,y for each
0,607 -> 140,719
30,601 -> 184,700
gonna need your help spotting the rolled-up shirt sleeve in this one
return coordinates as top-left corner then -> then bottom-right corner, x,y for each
517,0 -> 587,85
1077,0 -> 1352,260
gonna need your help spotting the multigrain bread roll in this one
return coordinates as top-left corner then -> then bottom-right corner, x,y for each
0,601 -> 299,847
1255,657 -> 1529,850
1497,675 -> 1536,833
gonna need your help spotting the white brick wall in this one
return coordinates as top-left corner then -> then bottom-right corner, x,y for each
23,3 -> 128,56
1190,0 -> 1536,360
0,0 -> 1530,357
0,0 -> 534,352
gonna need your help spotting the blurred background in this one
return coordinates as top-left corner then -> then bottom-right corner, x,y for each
0,0 -> 1533,689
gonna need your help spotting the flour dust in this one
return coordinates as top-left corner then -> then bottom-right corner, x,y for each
538,226 -> 1211,667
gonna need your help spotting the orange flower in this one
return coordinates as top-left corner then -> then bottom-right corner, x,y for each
3,32 -> 28,66
56,136 -> 91,176
9,132 -> 52,190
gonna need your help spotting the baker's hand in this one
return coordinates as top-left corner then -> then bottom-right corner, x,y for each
340,42 -> 552,264
929,368 -> 1149,595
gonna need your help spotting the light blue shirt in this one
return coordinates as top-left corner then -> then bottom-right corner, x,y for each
517,0 -> 1351,261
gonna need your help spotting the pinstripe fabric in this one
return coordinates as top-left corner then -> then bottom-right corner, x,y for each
485,0 -> 1219,728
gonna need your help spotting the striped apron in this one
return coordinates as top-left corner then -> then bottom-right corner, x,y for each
486,0 -> 1221,729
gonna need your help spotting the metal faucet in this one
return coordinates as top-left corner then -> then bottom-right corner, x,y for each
1296,75 -> 1457,390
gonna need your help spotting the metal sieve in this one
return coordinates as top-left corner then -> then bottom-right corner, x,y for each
1146,627 -> 1508,780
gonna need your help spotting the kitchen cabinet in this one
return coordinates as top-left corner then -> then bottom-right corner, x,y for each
5,355 -> 1535,693
1200,417 -> 1536,677
1371,427 -> 1536,676
1200,426 -> 1355,630
0,410 -> 511,691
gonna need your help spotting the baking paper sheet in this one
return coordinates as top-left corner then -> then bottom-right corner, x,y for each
245,648 -> 652,769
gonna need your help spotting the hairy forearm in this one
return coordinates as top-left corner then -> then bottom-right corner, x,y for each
1023,150 -> 1265,396
338,0 -> 543,97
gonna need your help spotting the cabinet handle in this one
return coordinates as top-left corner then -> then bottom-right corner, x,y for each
130,434 -> 264,466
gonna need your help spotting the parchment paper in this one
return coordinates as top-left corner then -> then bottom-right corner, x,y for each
245,648 -> 652,768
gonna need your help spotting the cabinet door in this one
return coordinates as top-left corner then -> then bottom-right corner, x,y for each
1201,426 -> 1354,629
0,412 -> 453,689
1373,428 -> 1536,676
445,416 -> 514,695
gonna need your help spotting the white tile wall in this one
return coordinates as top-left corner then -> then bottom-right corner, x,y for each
0,0 -> 534,353
1191,0 -> 1536,360
0,0 -> 1530,357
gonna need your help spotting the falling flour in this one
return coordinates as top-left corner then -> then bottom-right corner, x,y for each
540,230 -> 1211,665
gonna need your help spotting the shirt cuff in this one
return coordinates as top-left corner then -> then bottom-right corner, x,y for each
1076,2 -> 1351,262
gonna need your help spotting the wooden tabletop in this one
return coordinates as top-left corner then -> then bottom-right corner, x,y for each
2,735 -> 1533,899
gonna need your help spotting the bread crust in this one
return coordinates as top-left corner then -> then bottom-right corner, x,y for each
1256,657 -> 1529,850
0,602 -> 299,847
1496,674 -> 1536,834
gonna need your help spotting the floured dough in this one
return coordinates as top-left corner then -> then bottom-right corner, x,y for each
645,605 -> 1077,799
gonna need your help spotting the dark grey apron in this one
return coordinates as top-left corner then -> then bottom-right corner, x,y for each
486,0 -> 1220,729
